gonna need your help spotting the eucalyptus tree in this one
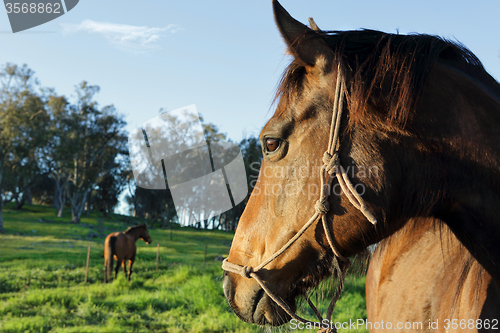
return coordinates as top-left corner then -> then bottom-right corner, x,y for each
64,82 -> 127,223
0,64 -> 50,231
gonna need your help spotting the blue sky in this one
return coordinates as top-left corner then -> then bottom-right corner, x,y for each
1,1 -> 499,214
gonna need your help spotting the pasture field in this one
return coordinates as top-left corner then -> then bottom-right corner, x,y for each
0,204 -> 367,332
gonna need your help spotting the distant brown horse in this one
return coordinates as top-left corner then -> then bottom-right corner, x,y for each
367,219 -> 500,332
104,224 -> 152,283
223,0 -> 500,329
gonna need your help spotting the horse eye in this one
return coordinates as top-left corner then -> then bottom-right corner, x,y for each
266,138 -> 280,152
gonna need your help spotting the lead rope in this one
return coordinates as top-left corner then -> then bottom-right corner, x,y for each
222,65 -> 376,332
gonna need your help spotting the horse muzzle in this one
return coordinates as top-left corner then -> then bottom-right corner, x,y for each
223,271 -> 292,326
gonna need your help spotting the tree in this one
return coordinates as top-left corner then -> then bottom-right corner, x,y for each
0,64 -> 129,226
200,120 -> 227,229
3,90 -> 49,209
30,174 -> 55,205
127,110 -> 228,228
219,136 -> 262,231
42,94 -> 71,217
64,83 -> 127,223
41,82 -> 127,223
125,110 -> 262,231
91,153 -> 129,216
0,64 -> 50,231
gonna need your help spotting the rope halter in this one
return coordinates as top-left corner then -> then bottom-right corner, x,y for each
222,65 -> 377,332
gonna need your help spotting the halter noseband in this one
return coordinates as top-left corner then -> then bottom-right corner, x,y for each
222,65 -> 377,332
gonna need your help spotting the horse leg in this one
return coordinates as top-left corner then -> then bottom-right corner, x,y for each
114,260 -> 121,279
122,260 -> 128,281
128,259 -> 135,281
104,257 -> 107,283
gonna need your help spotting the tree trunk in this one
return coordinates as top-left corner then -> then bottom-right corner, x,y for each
71,201 -> 83,223
71,209 -> 80,224
14,194 -> 25,210
25,187 -> 32,205
213,215 -> 221,230
85,191 -> 91,216
13,178 -> 38,210
52,172 -> 67,218
102,202 -> 109,217
70,188 -> 88,223
57,203 -> 64,218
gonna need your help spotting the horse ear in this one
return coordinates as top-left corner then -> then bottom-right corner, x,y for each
273,0 -> 332,68
308,17 -> 320,31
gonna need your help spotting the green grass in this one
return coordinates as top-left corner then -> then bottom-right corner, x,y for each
0,204 -> 367,332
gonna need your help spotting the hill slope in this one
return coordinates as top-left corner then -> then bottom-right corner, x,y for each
0,204 -> 366,333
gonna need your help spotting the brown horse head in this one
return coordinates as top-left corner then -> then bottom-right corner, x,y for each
224,0 -> 500,327
223,2 -> 382,325
139,223 -> 152,244
125,223 -> 152,244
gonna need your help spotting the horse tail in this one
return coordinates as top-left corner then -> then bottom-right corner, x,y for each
105,236 -> 116,283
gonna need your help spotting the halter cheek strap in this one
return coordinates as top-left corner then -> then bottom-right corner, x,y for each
222,65 -> 376,332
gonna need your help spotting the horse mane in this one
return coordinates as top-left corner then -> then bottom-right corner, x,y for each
275,29 -> 500,129
124,224 -> 145,234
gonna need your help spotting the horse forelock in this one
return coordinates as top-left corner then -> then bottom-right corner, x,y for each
274,29 -> 497,131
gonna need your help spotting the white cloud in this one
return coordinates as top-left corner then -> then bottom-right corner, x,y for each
61,20 -> 182,55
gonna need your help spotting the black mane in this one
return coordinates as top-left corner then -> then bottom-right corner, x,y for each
276,29 -> 500,129
124,224 -> 145,234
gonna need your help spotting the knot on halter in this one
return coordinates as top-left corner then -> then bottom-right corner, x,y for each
241,265 -> 254,279
323,152 -> 339,175
315,200 -> 330,215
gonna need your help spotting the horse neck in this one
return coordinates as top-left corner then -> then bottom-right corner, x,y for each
394,64 -> 500,282
375,217 -> 492,318
125,227 -> 143,242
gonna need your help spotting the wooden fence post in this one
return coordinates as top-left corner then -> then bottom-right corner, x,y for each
84,245 -> 90,283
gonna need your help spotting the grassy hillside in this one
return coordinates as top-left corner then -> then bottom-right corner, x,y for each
0,204 -> 367,333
